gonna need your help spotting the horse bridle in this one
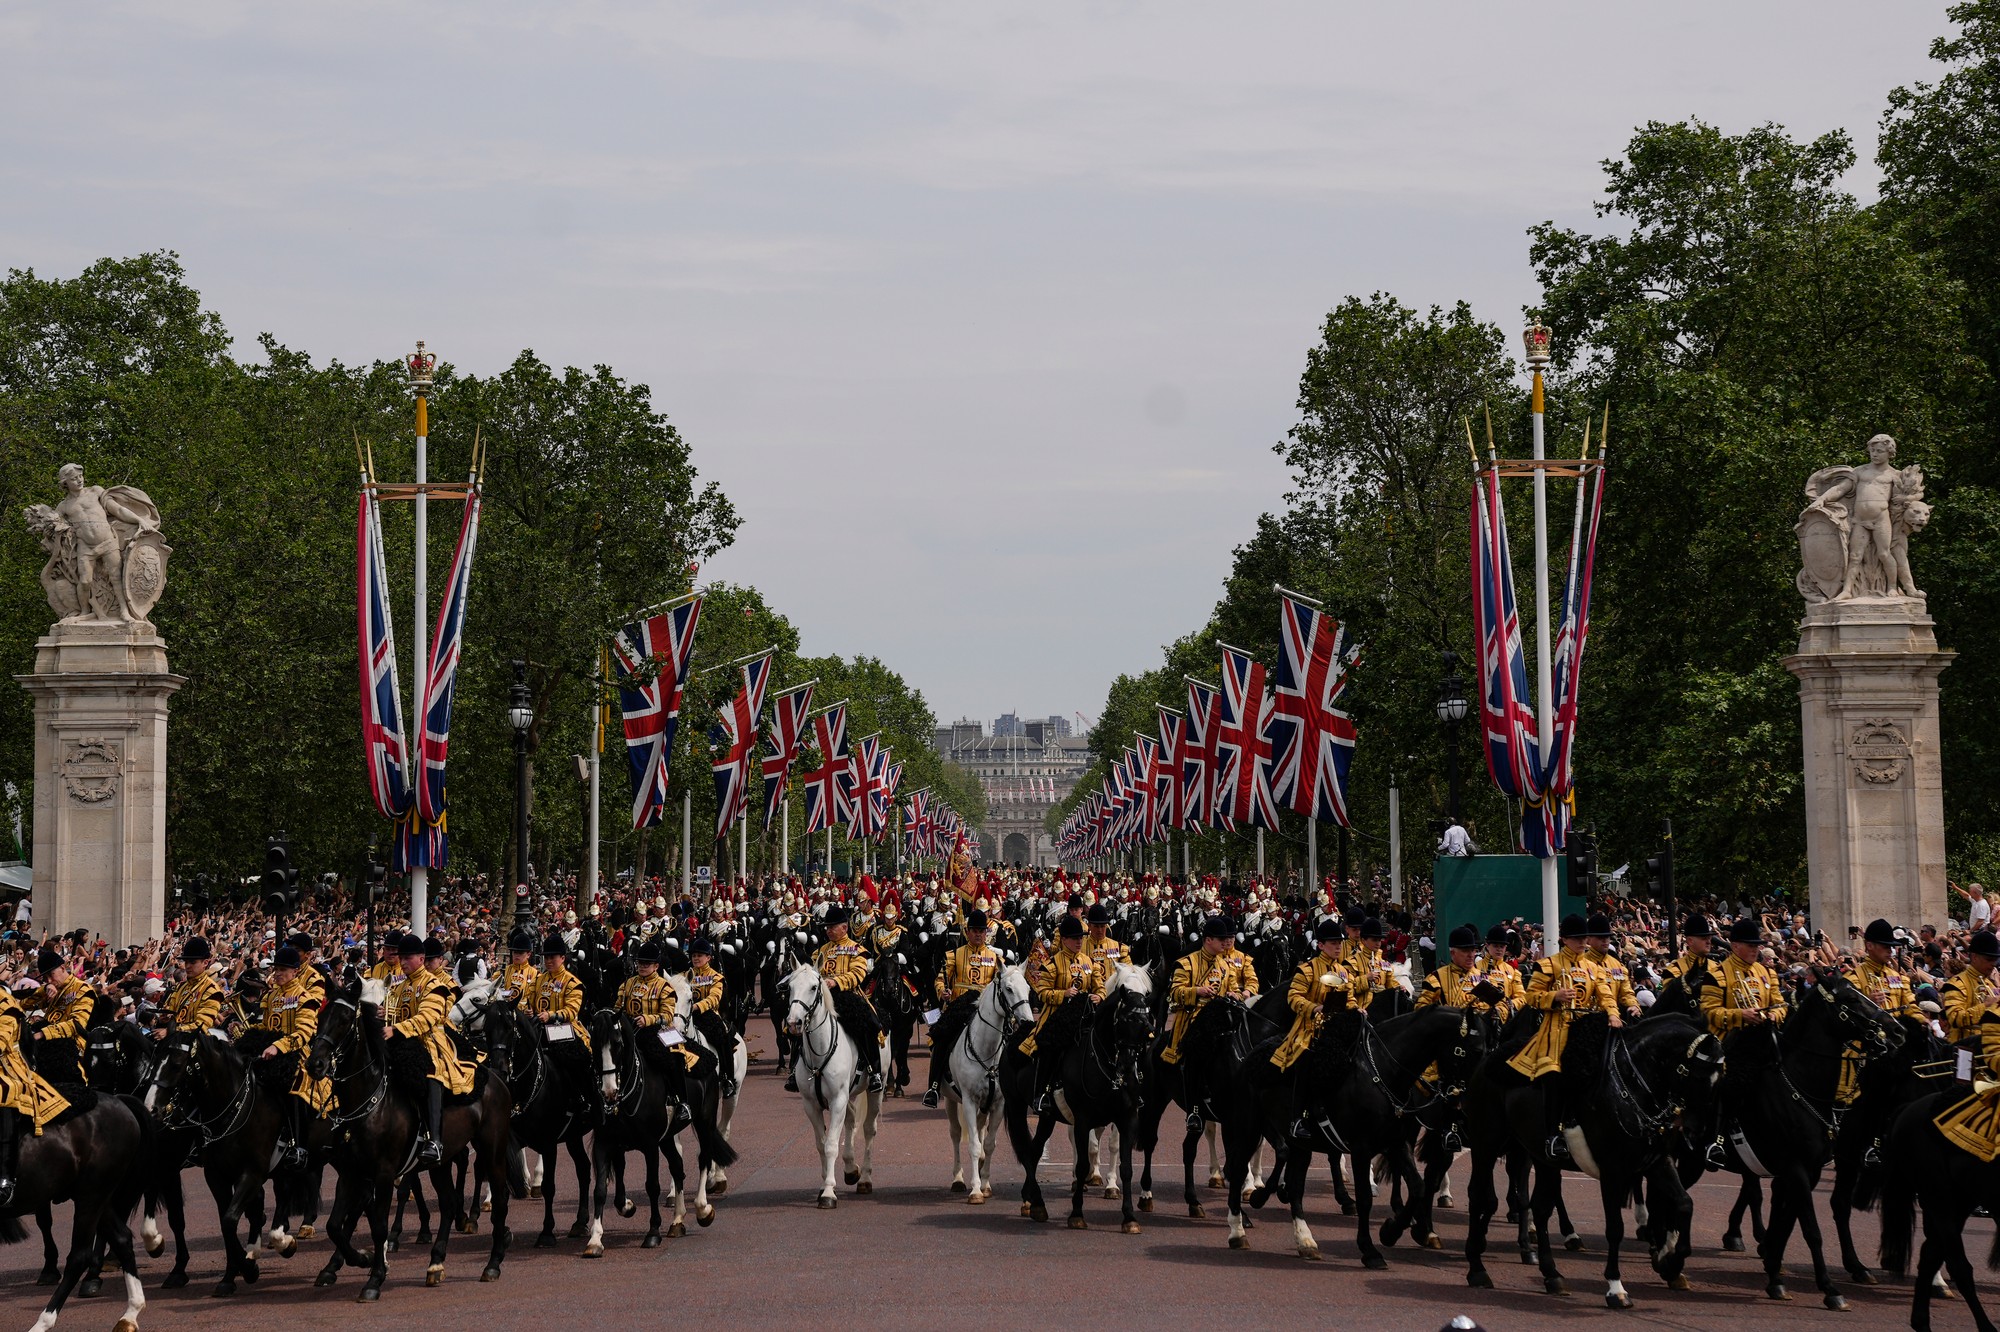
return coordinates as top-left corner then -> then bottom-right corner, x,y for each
790,981 -> 840,1089
315,993 -> 391,1128
966,980 -> 1032,1081
600,1012 -> 647,1115
156,1030 -> 259,1143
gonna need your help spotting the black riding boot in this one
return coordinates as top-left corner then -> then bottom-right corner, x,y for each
417,1082 -> 444,1166
0,1109 -> 22,1207
784,1055 -> 799,1093
864,1036 -> 885,1093
280,1101 -> 308,1171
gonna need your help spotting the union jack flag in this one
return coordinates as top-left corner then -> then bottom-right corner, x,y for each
711,651 -> 773,840
610,596 -> 702,831
800,702 -> 851,834
1184,678 -> 1223,828
848,735 -> 886,840
759,680 -> 816,833
1136,736 -> 1166,844
1535,435 -> 1608,854
356,487 -> 412,823
1268,589 -> 1361,827
408,466 -> 485,867
1216,645 -> 1281,830
1157,706 -> 1187,833
1471,460 -> 1543,849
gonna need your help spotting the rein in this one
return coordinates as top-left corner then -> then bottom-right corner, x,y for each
792,981 -> 842,1100
317,995 -> 390,1129
159,1036 -> 258,1143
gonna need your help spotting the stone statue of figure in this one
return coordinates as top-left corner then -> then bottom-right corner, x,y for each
21,463 -> 169,626
1795,434 -> 1930,604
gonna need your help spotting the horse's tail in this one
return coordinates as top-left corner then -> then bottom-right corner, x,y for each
0,1214 -> 23,1245
1849,1151 -> 1883,1212
114,1092 -> 153,1220
1876,1144 -> 1917,1276
692,1100 -> 739,1170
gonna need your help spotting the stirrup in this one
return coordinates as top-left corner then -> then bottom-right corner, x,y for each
671,1102 -> 692,1131
1862,1141 -> 1883,1168
416,1136 -> 443,1165
0,1177 -> 15,1208
279,1140 -> 308,1171
783,1072 -> 799,1093
1443,1129 -> 1463,1154
721,1079 -> 739,1098
1705,1138 -> 1728,1171
1185,1109 -> 1203,1132
867,1071 -> 884,1092
1289,1116 -> 1311,1139
1546,1133 -> 1570,1161
922,1086 -> 940,1108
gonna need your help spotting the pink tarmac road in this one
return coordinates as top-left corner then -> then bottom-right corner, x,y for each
0,1038 -> 1950,1331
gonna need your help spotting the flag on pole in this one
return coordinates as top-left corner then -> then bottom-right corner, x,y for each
712,651 -> 774,840
848,735 -> 886,840
610,596 -> 702,831
406,462 -> 485,867
760,680 -> 816,833
1268,588 -> 1361,828
356,487 -> 413,823
1184,678 -> 1223,828
1157,706 -> 1187,833
1536,427 -> 1608,854
1216,646 -> 1282,830
800,702 -> 851,834
1471,456 -> 1546,852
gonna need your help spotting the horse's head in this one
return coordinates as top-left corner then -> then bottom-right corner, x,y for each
1669,1025 -> 1729,1145
783,963 -> 825,1035
1811,967 -> 1904,1057
1437,1006 -> 1491,1087
153,1027 -> 208,1106
1102,965 -> 1158,1080
306,975 -> 374,1081
84,1024 -> 133,1090
991,965 -> 1034,1028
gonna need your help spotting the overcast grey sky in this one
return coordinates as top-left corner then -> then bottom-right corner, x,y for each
2,2 -> 1946,725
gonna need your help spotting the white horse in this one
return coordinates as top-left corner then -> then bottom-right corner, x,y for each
783,963 -> 883,1208
944,966 -> 1033,1204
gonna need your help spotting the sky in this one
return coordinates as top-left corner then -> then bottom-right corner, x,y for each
0,2 -> 1949,727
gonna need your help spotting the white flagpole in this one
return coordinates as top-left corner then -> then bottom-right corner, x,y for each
1528,324 -> 1560,946
1388,773 -> 1403,905
1307,821 -> 1317,900
738,810 -> 747,888
408,342 -> 431,940
681,790 -> 691,897
1256,827 -> 1264,879
783,798 -> 790,876
584,673 -> 600,912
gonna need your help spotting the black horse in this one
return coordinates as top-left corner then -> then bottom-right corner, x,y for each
870,943 -> 922,1097
1709,968 -> 1902,1309
1241,1003 -> 1490,1266
465,996 -> 596,1247
83,1024 -> 192,1289
1879,1087 -> 2000,1332
150,1028 -> 309,1295
304,975 -> 513,1299
1831,1012 -> 1951,1285
1461,1011 -> 1725,1307
1002,965 -> 1157,1231
583,1007 -> 738,1254
0,1090 -> 152,1332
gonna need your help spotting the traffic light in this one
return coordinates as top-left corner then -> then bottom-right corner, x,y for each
359,856 -> 387,908
1644,820 -> 1676,905
260,834 -> 300,917
1566,828 -> 1598,896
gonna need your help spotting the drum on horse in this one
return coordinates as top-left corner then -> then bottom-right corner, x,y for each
782,963 -> 884,1207
1001,963 -> 1156,1232
940,965 -> 1033,1204
303,976 -> 513,1300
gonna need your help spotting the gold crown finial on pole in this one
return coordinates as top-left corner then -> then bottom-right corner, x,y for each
1523,322 -> 1552,369
407,340 -> 436,394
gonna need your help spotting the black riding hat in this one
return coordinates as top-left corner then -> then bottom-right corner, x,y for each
1863,918 -> 1898,947
1683,913 -> 1712,939
1360,917 -> 1384,941
1727,917 -> 1762,945
1972,931 -> 2000,961
274,945 -> 302,969
182,937 -> 212,962
1558,914 -> 1589,941
965,909 -> 989,931
1447,924 -> 1479,950
1342,910 -> 1365,931
1058,916 -> 1085,941
1086,903 -> 1111,926
507,929 -> 534,953
396,934 -> 426,959
423,936 -> 445,960
36,948 -> 63,975
1313,918 -> 1342,943
541,934 -> 569,958
1584,912 -> 1613,937
286,932 -> 314,954
825,905 -> 851,928
1484,923 -> 1510,946
689,935 -> 714,955
1203,914 -> 1235,941
633,941 -> 661,965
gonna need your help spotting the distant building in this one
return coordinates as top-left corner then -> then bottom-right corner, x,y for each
993,712 -> 1023,738
934,718 -> 1091,868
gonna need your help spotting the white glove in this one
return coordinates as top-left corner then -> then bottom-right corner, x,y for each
919,932 -> 930,944
766,941 -> 777,954
896,954 -> 908,966
795,931 -> 809,945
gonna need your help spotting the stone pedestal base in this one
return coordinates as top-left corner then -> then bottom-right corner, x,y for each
1783,597 -> 1952,935
15,622 -> 183,946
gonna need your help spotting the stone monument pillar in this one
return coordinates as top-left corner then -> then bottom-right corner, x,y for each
1783,435 -> 1952,933
15,465 -> 180,945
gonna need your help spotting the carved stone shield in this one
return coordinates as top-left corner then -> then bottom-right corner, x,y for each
1848,718 -> 1911,785
122,530 -> 171,621
1795,507 -> 1846,603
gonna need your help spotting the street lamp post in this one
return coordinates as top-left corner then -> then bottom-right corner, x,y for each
1435,650 -> 1469,826
506,659 -> 534,931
